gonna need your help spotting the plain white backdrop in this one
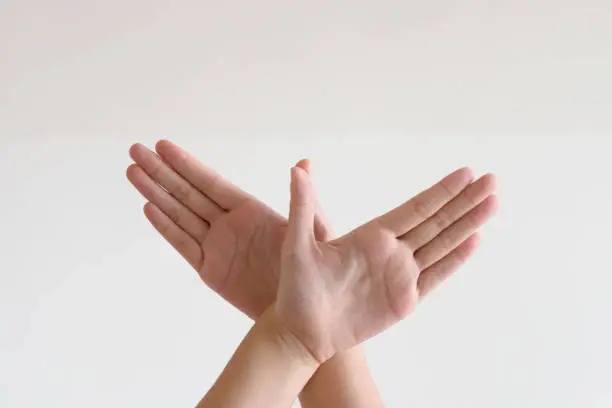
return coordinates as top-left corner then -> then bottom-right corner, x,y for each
1,1 -> 611,407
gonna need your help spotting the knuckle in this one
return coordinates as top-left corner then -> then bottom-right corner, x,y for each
195,223 -> 209,242
463,189 -> 478,206
175,236 -> 188,249
454,246 -> 469,263
433,210 -> 452,231
465,209 -> 479,228
167,207 -> 181,224
205,172 -> 221,192
438,232 -> 454,253
149,163 -> 163,180
412,197 -> 430,219
157,219 -> 171,235
173,183 -> 192,202
438,179 -> 455,197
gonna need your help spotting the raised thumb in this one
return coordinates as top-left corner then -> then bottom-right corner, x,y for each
287,166 -> 316,247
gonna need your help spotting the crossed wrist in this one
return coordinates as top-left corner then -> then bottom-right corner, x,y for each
257,305 -> 322,370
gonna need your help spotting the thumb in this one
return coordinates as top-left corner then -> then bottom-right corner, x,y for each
287,166 -> 316,247
295,159 -> 333,241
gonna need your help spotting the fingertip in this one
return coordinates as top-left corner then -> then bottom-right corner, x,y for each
155,139 -> 172,153
296,158 -> 311,174
486,194 -> 501,213
290,165 -> 304,190
451,232 -> 481,264
292,164 -> 310,181
143,201 -> 160,217
156,139 -> 188,162
481,173 -> 499,192
443,167 -> 474,189
290,166 -> 314,208
458,167 -> 475,181
143,202 -> 153,216
290,166 -> 298,191
466,232 -> 481,250
126,163 -> 140,181
129,143 -> 144,160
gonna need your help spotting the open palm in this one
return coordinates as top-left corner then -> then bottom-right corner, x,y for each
276,166 -> 499,362
127,140 -> 497,329
127,141 -> 330,319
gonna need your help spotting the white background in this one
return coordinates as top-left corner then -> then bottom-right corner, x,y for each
1,1 -> 611,407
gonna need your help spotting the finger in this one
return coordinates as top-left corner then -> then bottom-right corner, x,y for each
130,143 -> 225,222
296,158 -> 311,173
313,204 -> 332,242
296,158 -> 333,241
415,195 -> 499,270
127,164 -> 209,242
403,173 -> 497,251
376,168 -> 475,237
143,203 -> 204,271
417,232 -> 480,298
155,140 -> 251,210
287,166 -> 316,248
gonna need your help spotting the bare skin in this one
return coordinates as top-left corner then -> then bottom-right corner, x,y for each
196,306 -> 320,408
277,165 -> 498,362
128,141 -> 293,319
127,141 -> 388,407
127,140 -> 498,405
193,162 -> 498,407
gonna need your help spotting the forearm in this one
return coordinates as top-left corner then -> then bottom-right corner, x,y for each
197,307 -> 319,408
299,346 -> 385,408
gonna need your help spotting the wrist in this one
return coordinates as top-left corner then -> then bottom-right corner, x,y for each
258,305 -> 321,370
197,305 -> 320,408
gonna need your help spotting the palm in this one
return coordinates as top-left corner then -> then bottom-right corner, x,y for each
276,166 -> 499,362
200,199 -> 286,318
335,223 -> 420,319
127,140 -> 499,356
281,227 -> 417,360
127,141 -> 328,319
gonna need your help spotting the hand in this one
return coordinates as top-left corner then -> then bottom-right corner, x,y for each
127,141 -> 331,319
276,166 -> 498,362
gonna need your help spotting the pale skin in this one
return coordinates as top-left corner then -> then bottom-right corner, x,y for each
197,164 -> 499,408
127,142 -> 386,407
196,305 -> 321,408
127,140 -> 499,406
276,165 -> 499,362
